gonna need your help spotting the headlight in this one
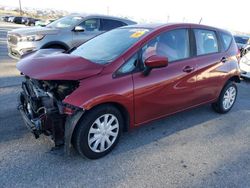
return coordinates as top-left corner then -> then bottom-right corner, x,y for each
19,34 -> 45,42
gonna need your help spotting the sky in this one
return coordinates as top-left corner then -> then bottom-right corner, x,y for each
0,0 -> 249,33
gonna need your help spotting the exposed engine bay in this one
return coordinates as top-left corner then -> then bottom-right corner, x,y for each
18,76 -> 79,146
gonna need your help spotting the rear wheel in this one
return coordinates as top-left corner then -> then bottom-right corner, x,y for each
72,105 -> 123,159
212,82 -> 237,114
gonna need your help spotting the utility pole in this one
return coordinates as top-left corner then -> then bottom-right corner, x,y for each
167,15 -> 170,23
19,0 -> 22,15
107,6 -> 110,15
199,17 -> 203,24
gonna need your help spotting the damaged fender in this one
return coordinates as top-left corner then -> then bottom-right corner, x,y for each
64,110 -> 84,155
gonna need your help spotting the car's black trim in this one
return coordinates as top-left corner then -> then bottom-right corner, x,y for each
41,41 -> 70,50
17,103 -> 41,139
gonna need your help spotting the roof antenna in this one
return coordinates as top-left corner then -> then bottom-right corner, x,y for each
199,17 -> 203,24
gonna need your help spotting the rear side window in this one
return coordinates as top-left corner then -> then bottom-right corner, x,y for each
221,32 -> 232,51
79,19 -> 100,31
101,19 -> 126,31
194,29 -> 219,55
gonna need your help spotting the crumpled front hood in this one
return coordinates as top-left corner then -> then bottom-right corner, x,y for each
16,49 -> 104,80
8,26 -> 59,36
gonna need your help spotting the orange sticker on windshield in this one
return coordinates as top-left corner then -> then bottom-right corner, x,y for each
130,30 -> 148,38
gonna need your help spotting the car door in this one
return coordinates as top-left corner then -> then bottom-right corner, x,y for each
191,27 -> 227,104
72,18 -> 102,47
133,28 -> 198,125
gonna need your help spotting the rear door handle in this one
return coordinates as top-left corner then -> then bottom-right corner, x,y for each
221,57 -> 228,63
183,66 -> 195,73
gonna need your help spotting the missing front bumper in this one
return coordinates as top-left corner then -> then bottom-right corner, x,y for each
17,78 -> 84,154
17,104 -> 41,138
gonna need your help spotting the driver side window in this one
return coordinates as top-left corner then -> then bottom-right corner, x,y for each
142,38 -> 158,63
142,29 -> 190,64
79,19 -> 100,31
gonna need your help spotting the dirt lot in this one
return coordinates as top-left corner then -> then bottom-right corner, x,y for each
0,22 -> 250,188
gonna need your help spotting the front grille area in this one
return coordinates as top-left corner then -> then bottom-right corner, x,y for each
7,34 -> 18,45
9,48 -> 21,59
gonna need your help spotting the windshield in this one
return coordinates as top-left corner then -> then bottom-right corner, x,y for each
234,36 -> 249,45
47,16 -> 83,29
71,28 -> 151,64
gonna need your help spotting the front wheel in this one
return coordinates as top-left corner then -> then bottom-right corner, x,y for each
72,105 -> 123,159
212,82 -> 238,114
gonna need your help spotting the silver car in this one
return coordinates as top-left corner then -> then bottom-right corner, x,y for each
7,14 -> 136,59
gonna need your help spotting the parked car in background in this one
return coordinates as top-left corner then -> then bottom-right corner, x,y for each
234,35 -> 250,56
7,14 -> 136,59
13,16 -> 23,24
21,17 -> 30,24
8,16 -> 15,22
239,52 -> 250,78
16,23 -> 240,159
3,15 -> 10,22
25,18 -> 40,26
35,19 -> 56,27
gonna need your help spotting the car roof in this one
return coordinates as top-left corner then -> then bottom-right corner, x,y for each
123,23 -> 164,29
123,23 -> 231,34
68,14 -> 137,25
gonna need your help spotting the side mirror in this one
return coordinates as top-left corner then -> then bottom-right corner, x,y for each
143,55 -> 168,76
73,26 -> 85,32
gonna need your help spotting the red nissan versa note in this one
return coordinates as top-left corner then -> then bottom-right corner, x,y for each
17,23 -> 241,159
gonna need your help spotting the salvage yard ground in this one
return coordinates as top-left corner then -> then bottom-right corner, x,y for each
0,22 -> 250,188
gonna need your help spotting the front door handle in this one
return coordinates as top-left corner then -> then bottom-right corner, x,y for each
183,66 -> 195,73
221,57 -> 228,63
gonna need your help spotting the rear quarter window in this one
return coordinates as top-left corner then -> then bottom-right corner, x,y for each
221,32 -> 232,51
101,19 -> 126,31
194,29 -> 219,55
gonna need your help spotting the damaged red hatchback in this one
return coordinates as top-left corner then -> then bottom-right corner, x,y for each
17,23 -> 241,159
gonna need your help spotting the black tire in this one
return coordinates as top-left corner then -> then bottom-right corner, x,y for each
212,81 -> 237,114
72,105 -> 123,159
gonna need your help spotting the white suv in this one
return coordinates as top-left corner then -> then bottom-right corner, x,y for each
7,14 -> 136,59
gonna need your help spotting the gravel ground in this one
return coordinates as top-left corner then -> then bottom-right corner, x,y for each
0,23 -> 250,188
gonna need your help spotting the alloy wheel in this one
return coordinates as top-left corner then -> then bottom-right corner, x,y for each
222,86 -> 236,110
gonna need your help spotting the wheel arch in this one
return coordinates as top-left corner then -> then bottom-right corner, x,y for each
41,41 -> 70,50
82,102 -> 131,132
228,75 -> 241,83
65,101 -> 131,154
102,102 -> 130,132
213,74 -> 240,104
64,102 -> 131,154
